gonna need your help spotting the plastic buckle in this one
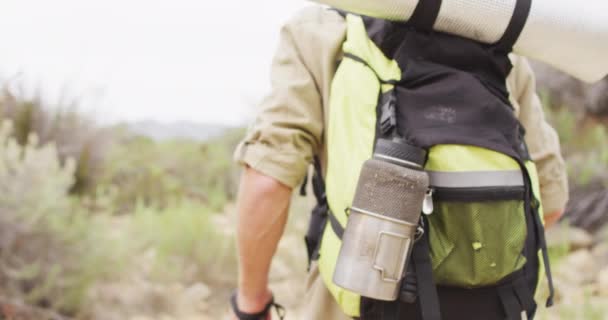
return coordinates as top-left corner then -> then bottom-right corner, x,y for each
379,93 -> 397,135
415,226 -> 425,242
415,218 -> 425,242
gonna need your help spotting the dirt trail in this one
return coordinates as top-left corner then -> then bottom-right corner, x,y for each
88,203 -> 310,320
88,203 -> 608,320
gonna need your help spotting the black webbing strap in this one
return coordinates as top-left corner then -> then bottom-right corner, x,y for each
532,200 -> 556,307
311,156 -> 325,202
513,276 -> 536,313
498,287 -> 521,320
299,172 -> 309,196
497,274 -> 536,320
328,209 -> 345,239
496,0 -> 532,52
310,155 -> 346,241
408,0 -> 443,31
520,157 -> 555,308
305,156 -> 329,267
411,217 -> 441,320
305,201 -> 329,268
382,299 -> 401,320
400,262 -> 419,304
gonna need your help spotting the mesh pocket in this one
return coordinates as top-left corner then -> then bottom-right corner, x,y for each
428,200 -> 527,287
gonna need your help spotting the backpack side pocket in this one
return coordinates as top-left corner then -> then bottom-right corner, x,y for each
424,144 -> 528,287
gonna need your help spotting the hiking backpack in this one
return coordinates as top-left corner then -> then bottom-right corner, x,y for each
304,8 -> 554,320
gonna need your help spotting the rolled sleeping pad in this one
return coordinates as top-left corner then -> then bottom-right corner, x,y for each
309,0 -> 608,83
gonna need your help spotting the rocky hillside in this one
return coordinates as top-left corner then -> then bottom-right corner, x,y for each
531,62 -> 608,116
127,120 -> 229,141
542,224 -> 608,319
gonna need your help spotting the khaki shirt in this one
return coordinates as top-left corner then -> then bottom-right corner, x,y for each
234,6 -> 569,214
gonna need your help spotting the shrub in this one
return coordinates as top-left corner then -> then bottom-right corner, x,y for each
0,121 -> 118,315
542,99 -> 608,186
0,85 -> 112,194
129,199 -> 236,284
92,128 -> 245,214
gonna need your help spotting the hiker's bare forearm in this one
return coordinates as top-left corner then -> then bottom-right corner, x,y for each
235,166 -> 292,312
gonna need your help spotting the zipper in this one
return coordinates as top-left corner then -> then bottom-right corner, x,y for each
432,186 -> 525,202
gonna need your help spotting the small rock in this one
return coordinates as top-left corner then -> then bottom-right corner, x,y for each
176,283 -> 211,315
145,284 -> 173,314
591,242 -> 608,267
546,225 -> 594,251
599,267 -> 608,297
594,223 -> 608,243
555,250 -> 598,285
184,282 -> 211,301
167,282 -> 186,296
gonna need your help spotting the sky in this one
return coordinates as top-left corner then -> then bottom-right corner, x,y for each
0,0 -> 308,126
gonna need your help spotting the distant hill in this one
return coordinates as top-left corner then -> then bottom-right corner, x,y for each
127,120 -> 230,141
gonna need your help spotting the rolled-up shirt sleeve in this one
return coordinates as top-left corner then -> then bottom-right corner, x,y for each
233,10 -> 326,188
508,56 -> 569,215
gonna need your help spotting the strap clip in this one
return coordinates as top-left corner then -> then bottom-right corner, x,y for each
379,92 -> 398,135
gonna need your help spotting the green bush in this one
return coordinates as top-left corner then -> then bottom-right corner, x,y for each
0,85 -> 243,214
129,199 -> 236,284
91,128 -> 245,214
0,121 -> 119,315
541,98 -> 578,148
0,83 -> 246,317
542,99 -> 608,186
0,86 -> 112,194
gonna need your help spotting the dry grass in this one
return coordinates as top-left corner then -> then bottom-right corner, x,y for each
0,85 -> 113,194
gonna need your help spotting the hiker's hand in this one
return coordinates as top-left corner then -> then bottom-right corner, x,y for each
544,210 -> 564,229
230,289 -> 273,320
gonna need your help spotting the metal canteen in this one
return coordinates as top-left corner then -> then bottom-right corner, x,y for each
333,139 -> 429,301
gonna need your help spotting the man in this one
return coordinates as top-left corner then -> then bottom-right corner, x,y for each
231,6 -> 568,320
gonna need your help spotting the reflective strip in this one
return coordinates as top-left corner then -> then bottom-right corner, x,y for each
374,154 -> 422,168
428,170 -> 524,188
